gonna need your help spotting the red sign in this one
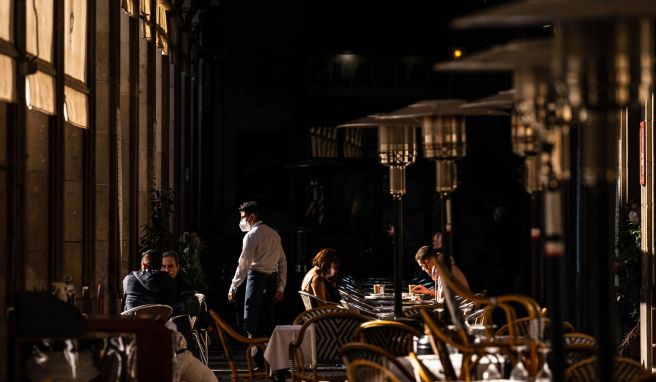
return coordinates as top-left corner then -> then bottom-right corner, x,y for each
640,121 -> 646,186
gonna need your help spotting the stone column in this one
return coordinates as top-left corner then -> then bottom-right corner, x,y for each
94,0 -> 112,314
24,110 -> 50,290
641,91 -> 655,370
0,102 -> 7,380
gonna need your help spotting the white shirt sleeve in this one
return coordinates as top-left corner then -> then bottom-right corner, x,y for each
230,233 -> 256,292
276,249 -> 287,293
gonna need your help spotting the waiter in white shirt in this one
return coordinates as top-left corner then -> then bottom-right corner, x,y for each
228,201 -> 287,347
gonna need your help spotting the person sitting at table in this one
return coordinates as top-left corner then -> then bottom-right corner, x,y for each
122,249 -> 176,311
301,248 -> 339,306
412,245 -> 469,302
162,251 -> 201,316
162,250 -> 203,359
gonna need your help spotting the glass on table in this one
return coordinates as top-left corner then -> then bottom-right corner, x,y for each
509,345 -> 530,381
469,324 -> 497,344
481,346 -> 503,380
535,346 -> 552,382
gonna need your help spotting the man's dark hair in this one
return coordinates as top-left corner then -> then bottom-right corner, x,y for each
162,251 -> 179,266
141,249 -> 163,269
415,245 -> 438,262
239,201 -> 262,217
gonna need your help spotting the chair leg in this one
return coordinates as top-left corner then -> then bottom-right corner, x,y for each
193,330 -> 209,365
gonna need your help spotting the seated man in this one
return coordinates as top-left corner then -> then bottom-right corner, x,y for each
122,249 -> 176,311
162,251 -> 202,359
412,245 -> 470,302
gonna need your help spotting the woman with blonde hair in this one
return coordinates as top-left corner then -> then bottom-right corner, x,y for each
301,248 -> 339,306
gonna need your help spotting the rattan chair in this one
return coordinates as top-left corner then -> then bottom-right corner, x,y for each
408,351 -> 442,382
429,256 -> 543,332
208,309 -> 270,382
402,303 -> 442,320
341,342 -> 415,381
192,293 -> 210,365
299,290 -> 333,310
495,317 -> 575,339
289,311 -> 370,382
293,305 -> 348,325
430,254 -> 546,375
563,332 -> 596,366
564,356 -> 649,382
347,359 -> 403,382
356,320 -> 422,357
121,304 -> 173,322
564,332 -> 596,346
419,308 -> 470,381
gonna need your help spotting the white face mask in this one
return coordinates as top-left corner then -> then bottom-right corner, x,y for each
239,218 -> 251,232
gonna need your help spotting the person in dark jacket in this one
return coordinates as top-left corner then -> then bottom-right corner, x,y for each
162,251 -> 203,359
122,249 -> 176,311
162,251 -> 201,316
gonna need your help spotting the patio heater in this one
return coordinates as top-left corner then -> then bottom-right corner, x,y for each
436,38 -> 574,379
436,40 -> 554,304
382,100 -> 504,269
338,115 -> 419,318
453,1 -> 656,380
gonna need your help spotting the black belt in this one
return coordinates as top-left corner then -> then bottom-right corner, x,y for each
251,269 -> 277,276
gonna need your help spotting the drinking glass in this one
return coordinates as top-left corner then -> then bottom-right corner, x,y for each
509,345 -> 530,381
535,347 -> 553,382
481,347 -> 502,380
470,324 -> 496,345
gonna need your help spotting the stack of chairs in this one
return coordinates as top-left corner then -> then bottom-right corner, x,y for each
337,276 -> 395,319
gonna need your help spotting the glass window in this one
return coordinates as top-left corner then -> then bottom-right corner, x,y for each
64,0 -> 88,127
26,71 -> 55,114
156,2 -> 169,54
121,0 -> 135,16
64,0 -> 87,82
0,56 -> 15,102
142,0 -> 171,54
0,0 -> 15,102
0,0 -> 12,42
26,0 -> 55,113
141,0 -> 151,39
26,0 -> 54,62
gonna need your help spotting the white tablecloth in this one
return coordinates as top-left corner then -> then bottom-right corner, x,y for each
396,353 -> 510,382
264,325 -> 316,375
